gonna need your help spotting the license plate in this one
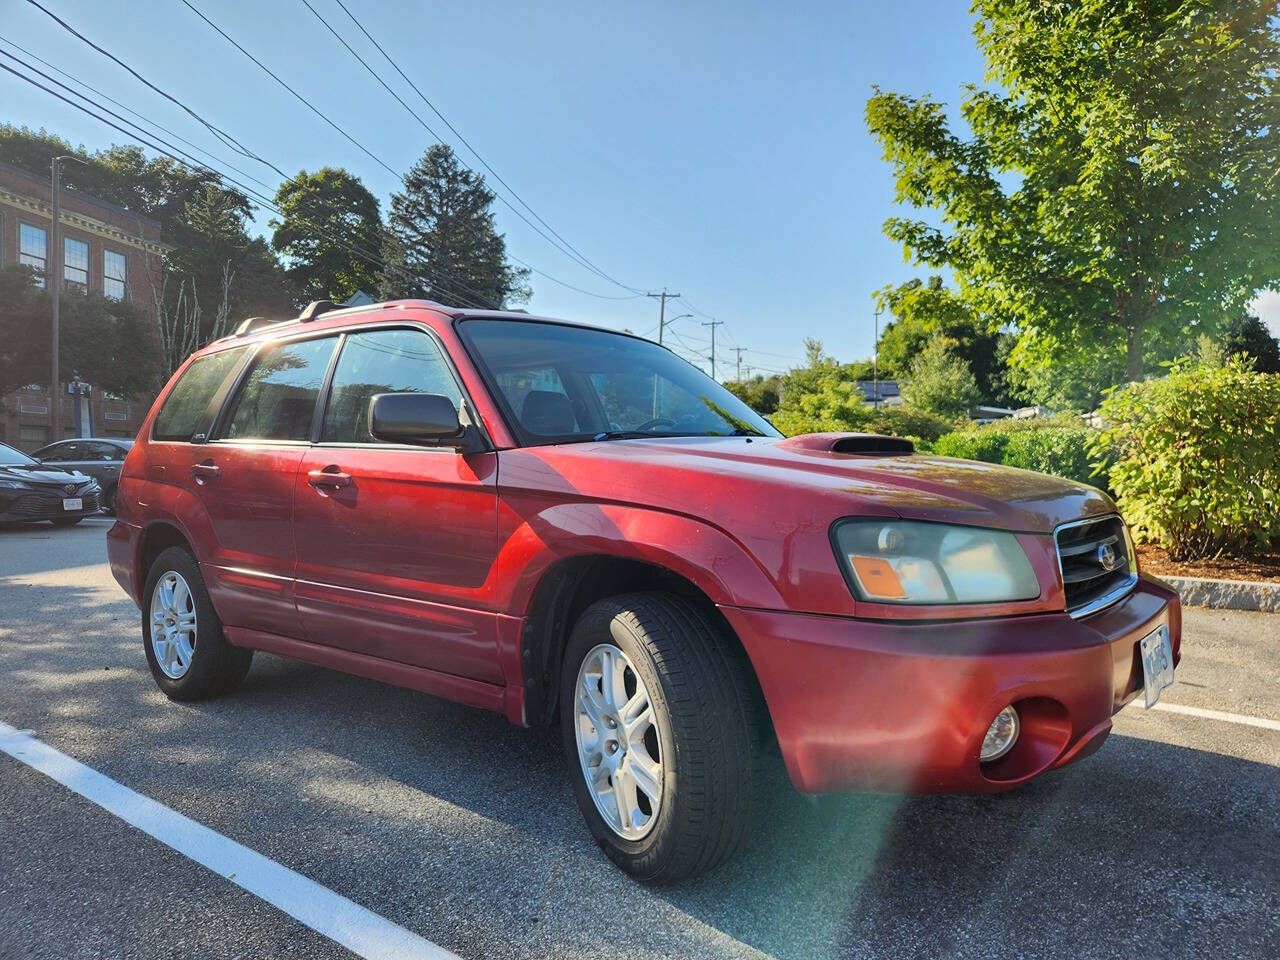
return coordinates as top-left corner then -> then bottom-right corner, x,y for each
62,497 -> 82,511
1139,624 -> 1175,708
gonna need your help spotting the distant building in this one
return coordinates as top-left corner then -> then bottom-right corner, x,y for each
342,289 -> 374,307
855,379 -> 902,407
0,161 -> 167,449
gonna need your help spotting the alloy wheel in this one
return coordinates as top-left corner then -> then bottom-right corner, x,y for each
573,642 -> 664,840
150,571 -> 197,679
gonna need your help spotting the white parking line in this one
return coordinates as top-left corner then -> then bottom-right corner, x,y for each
1127,701 -> 1280,731
0,722 -> 460,960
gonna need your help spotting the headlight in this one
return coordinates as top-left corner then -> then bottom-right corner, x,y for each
832,519 -> 1040,605
0,479 -> 27,489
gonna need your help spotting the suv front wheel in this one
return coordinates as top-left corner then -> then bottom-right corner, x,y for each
560,593 -> 763,883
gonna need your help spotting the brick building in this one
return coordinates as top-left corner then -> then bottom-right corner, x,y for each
0,160 -> 168,450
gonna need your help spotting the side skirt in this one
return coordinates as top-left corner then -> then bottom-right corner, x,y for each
223,625 -> 511,718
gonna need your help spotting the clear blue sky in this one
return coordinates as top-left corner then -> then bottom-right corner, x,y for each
5,1 -> 1274,375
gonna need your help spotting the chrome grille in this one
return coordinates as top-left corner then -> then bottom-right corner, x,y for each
1055,515 -> 1137,617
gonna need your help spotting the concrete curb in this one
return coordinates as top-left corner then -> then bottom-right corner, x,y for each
1162,575 -> 1280,613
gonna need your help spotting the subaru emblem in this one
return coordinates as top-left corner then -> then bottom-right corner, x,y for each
1096,542 -> 1120,572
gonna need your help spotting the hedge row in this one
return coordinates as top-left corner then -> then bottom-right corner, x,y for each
931,417 -> 1100,489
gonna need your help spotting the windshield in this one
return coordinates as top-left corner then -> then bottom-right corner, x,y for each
460,319 -> 781,444
0,442 -> 38,467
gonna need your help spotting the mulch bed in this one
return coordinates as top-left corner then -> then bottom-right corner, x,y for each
1136,544 -> 1280,584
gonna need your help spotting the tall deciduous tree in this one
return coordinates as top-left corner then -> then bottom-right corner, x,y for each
271,168 -> 383,304
866,1 -> 1280,385
380,144 -> 529,308
901,335 -> 981,419
1224,313 -> 1280,374
875,276 -> 1012,405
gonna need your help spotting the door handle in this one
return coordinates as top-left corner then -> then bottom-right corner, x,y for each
307,468 -> 352,488
191,462 -> 220,481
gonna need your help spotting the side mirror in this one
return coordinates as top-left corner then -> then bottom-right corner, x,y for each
369,392 -> 475,448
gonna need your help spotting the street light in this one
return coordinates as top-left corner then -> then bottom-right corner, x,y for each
660,313 -> 693,343
50,154 -> 89,441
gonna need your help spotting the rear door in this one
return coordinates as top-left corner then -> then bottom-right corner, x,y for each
194,334 -> 339,639
293,326 -> 502,683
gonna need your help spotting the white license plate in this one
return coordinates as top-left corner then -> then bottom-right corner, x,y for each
1139,624 -> 1175,708
62,497 -> 82,511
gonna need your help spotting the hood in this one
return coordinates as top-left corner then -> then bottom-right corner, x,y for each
0,463 -> 95,488
518,433 -> 1112,535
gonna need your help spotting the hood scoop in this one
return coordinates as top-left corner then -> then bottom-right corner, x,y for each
778,432 -> 915,456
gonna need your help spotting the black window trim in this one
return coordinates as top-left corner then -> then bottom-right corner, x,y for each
310,322 -> 486,451
209,334 -> 340,446
205,320 -> 491,452
148,344 -> 255,444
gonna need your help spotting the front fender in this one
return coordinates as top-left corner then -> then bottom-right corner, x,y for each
494,500 -> 788,616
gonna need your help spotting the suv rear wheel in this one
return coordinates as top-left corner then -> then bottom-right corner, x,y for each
560,592 -> 763,883
142,546 -> 252,700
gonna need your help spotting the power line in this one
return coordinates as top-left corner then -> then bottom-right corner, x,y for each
324,0 -> 645,295
0,35 -> 276,194
177,0 -> 402,182
21,0 -> 284,178
294,0 -> 644,301
10,10 -> 510,309
0,59 -> 497,310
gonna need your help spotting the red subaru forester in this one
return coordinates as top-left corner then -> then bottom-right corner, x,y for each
108,299 -> 1181,882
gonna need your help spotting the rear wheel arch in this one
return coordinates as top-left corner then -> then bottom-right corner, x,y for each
518,554 -> 771,740
139,521 -> 195,585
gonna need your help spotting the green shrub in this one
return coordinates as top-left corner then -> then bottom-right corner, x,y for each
771,370 -> 956,443
1091,357 -> 1280,560
933,429 -> 1011,464
933,416 -> 1099,487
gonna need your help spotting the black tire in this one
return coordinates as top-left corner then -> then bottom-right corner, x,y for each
560,592 -> 764,883
141,545 -> 252,701
102,484 -> 117,515
50,516 -> 83,527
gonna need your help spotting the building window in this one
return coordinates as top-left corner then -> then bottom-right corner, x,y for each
19,425 -> 50,448
19,223 -> 47,287
104,249 -> 127,300
64,237 -> 89,294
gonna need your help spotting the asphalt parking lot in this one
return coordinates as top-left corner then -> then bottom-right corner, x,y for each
1,518 -> 1277,960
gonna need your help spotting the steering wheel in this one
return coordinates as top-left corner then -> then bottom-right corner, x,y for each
632,417 -> 676,432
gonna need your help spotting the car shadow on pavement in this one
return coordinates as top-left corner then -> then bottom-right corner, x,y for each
193,657 -> 1278,960
3,555 -> 1277,960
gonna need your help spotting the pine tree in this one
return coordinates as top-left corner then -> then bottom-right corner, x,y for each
379,145 -> 529,308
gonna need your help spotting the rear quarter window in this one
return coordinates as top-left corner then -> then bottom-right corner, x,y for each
152,348 -> 249,442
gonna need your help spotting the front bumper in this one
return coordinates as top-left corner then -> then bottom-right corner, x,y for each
720,575 -> 1181,794
0,487 -> 101,522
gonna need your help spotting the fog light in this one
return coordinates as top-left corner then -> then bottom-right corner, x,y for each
980,705 -> 1020,762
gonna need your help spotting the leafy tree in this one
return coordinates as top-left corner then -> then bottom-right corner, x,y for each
0,266 -> 47,398
866,1 -> 1280,386
901,335 -> 981,418
380,144 -> 530,308
271,168 -> 383,304
161,186 -> 295,338
724,374 -> 783,415
0,265 -> 160,397
1223,313 -> 1280,374
875,276 -> 1013,404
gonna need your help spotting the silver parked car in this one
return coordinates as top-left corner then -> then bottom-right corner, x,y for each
32,438 -> 133,514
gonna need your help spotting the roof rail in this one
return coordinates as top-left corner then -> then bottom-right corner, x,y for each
232,316 -> 274,336
299,300 -> 337,322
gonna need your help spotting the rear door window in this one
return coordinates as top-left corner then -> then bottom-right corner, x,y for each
152,347 -> 249,441
321,328 -> 462,443
223,337 -> 337,442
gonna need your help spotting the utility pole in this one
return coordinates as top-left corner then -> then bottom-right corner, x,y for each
872,306 -> 882,411
702,319 -> 724,380
49,155 -> 87,441
732,346 -> 747,381
646,289 -> 681,345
